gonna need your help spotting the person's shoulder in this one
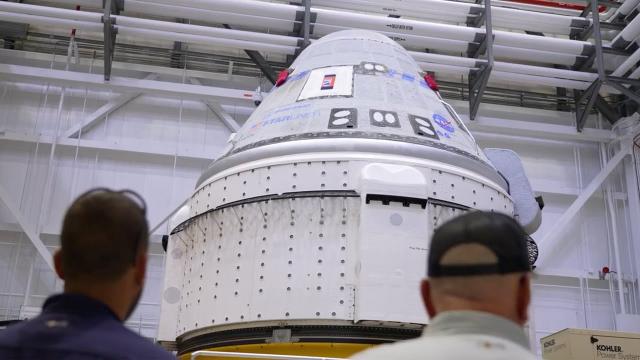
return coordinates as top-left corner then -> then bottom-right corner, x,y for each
351,337 -> 433,360
0,319 -> 36,346
351,334 -> 537,360
0,315 -> 173,359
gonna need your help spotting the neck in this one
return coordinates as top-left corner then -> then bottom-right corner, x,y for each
64,280 -> 130,321
435,296 -> 522,325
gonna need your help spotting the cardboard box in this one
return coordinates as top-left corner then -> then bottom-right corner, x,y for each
541,328 -> 640,360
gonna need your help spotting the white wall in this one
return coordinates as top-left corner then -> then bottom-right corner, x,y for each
1,72 -> 639,356
0,70 -> 244,338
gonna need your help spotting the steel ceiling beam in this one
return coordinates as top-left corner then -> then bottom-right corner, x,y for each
242,50 -> 277,85
222,24 -> 278,84
301,0 -> 311,49
571,0 -> 640,131
102,0 -> 119,81
0,48 -> 244,82
62,73 -> 158,138
536,145 -> 631,268
0,64 -> 259,102
0,130 -> 216,161
189,77 -> 241,132
595,94 -> 621,124
0,182 -> 54,271
468,0 -> 494,121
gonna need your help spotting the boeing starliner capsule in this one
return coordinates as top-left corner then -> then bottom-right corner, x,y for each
158,30 -> 541,357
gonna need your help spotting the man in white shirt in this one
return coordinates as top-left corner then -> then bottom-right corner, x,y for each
352,211 -> 537,360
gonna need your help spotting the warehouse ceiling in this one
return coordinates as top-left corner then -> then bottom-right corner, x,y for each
1,0 -> 640,130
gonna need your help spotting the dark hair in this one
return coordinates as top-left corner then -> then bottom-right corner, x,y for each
60,188 -> 149,281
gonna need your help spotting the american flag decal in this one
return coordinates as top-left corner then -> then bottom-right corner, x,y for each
321,74 -> 336,90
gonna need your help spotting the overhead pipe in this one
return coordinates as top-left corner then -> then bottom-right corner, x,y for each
138,0 -> 593,56
124,0 -> 296,33
317,7 -> 591,55
311,23 -> 593,68
0,1 -> 102,22
308,0 -> 589,35
612,47 -> 640,77
504,0 -> 605,12
492,0 -> 579,15
627,63 -> 640,79
491,71 -> 591,90
311,8 -> 591,57
494,61 -> 597,81
490,70 -> 592,90
412,51 -> 597,82
121,0 -> 598,68
116,26 -> 298,55
492,45 -> 585,66
416,62 -> 473,76
411,52 -> 478,68
312,20 -> 606,70
312,23 -> 471,53
114,15 -> 300,47
494,31 -> 588,54
611,14 -> 640,49
611,0 -> 640,21
295,0 -> 585,19
0,11 -> 102,33
1,1 -> 599,70
147,0 -> 297,21
1,2 -> 299,52
120,0 -> 604,70
0,1 -> 617,90
36,0 -> 102,9
415,62 -> 592,90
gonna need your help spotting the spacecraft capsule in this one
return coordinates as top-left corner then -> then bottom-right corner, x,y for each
158,30 -> 539,357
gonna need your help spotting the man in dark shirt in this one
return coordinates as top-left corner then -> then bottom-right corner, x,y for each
0,188 -> 175,359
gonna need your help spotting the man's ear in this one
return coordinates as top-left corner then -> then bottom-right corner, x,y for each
53,249 -> 65,280
517,273 -> 531,325
134,251 -> 147,286
421,279 -> 437,318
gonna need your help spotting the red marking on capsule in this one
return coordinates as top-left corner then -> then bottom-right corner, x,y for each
275,69 -> 291,87
424,74 -> 439,92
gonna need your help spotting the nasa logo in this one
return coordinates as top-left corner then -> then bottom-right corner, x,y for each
321,74 -> 336,90
433,114 -> 455,133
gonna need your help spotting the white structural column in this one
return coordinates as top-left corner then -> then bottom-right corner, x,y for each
537,145 -> 631,268
189,77 -> 241,132
62,73 -> 158,138
0,183 -> 55,271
